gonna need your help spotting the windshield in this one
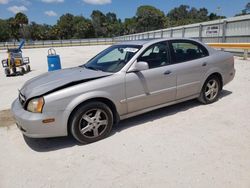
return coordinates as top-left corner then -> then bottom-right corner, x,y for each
82,45 -> 142,73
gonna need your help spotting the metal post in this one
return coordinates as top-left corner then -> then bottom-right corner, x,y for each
170,29 -> 173,38
222,21 -> 227,43
243,49 -> 248,60
182,27 -> 185,38
161,30 -> 164,38
216,6 -> 222,43
218,21 -> 221,43
199,24 -> 203,42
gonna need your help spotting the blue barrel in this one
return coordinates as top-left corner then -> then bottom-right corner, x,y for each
47,48 -> 61,71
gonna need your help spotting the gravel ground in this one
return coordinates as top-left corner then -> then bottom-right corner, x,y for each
0,46 -> 249,188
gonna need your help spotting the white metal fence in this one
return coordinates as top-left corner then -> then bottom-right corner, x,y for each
1,15 -> 249,50
0,38 -> 115,50
115,14 -> 250,43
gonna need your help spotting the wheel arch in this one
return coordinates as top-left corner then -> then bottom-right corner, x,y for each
205,72 -> 223,90
67,97 -> 120,135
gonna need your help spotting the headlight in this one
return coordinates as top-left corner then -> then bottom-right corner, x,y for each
27,97 -> 44,113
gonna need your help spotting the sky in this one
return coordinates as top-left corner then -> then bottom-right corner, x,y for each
0,0 -> 249,25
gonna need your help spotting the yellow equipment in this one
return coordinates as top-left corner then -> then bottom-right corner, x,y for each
1,40 -> 31,77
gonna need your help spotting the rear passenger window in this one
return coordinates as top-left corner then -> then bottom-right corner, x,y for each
169,40 -> 208,63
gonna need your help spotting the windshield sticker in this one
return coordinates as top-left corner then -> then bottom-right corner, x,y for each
124,48 -> 139,53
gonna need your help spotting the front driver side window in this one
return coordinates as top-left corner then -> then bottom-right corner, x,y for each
137,42 -> 169,69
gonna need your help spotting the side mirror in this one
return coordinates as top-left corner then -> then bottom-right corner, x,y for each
128,61 -> 149,72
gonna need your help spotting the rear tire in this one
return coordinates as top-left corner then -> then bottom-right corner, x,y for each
70,102 -> 113,144
26,65 -> 31,72
12,67 -> 17,75
198,76 -> 221,104
20,67 -> 25,75
5,68 -> 10,76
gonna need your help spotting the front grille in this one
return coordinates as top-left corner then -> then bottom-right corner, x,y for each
19,92 -> 26,107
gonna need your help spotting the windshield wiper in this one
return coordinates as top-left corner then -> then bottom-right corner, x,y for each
83,64 -> 101,71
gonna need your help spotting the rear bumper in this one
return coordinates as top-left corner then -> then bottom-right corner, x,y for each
11,98 -> 67,138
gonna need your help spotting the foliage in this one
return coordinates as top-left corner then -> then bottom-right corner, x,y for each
57,13 -> 75,39
0,4 -> 230,42
167,5 -> 224,27
91,10 -> 107,37
7,17 -> 20,41
15,12 -> 29,40
235,2 -> 250,16
73,16 -> 94,38
123,17 -> 137,34
15,12 -> 28,26
136,5 -> 166,32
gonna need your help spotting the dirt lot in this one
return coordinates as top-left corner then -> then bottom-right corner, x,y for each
0,46 -> 249,188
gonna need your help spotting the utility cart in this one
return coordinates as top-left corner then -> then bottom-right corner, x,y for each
1,40 -> 31,77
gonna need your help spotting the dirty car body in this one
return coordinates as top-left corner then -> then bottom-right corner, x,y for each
11,38 -> 235,143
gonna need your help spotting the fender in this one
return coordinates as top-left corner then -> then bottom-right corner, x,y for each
61,91 -> 125,134
200,66 -> 223,91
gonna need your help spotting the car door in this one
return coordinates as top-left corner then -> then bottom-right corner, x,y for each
125,41 -> 177,113
168,40 -> 210,99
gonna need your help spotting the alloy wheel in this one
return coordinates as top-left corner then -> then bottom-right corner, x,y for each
79,109 -> 108,138
205,79 -> 219,101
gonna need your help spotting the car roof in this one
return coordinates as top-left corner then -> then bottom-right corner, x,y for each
117,38 -> 202,46
116,37 -> 216,55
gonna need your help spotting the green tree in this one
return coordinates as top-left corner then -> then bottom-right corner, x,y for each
0,19 -> 11,42
167,5 -> 190,26
247,2 -> 250,12
106,12 -> 123,37
7,17 -> 20,41
91,10 -> 107,37
208,13 -> 224,20
57,13 -> 75,39
14,12 -> 28,39
136,5 -> 166,32
0,4 -> 231,41
236,2 -> 250,16
124,17 -> 137,34
48,25 -> 60,40
167,5 -> 224,27
73,16 -> 95,38
28,22 -> 54,40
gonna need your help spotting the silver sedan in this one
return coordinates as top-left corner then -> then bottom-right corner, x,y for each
11,38 -> 235,143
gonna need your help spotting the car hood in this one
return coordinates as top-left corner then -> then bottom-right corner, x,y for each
20,67 -> 113,99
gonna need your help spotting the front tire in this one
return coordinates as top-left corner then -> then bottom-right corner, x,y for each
198,76 -> 221,104
70,102 -> 113,144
